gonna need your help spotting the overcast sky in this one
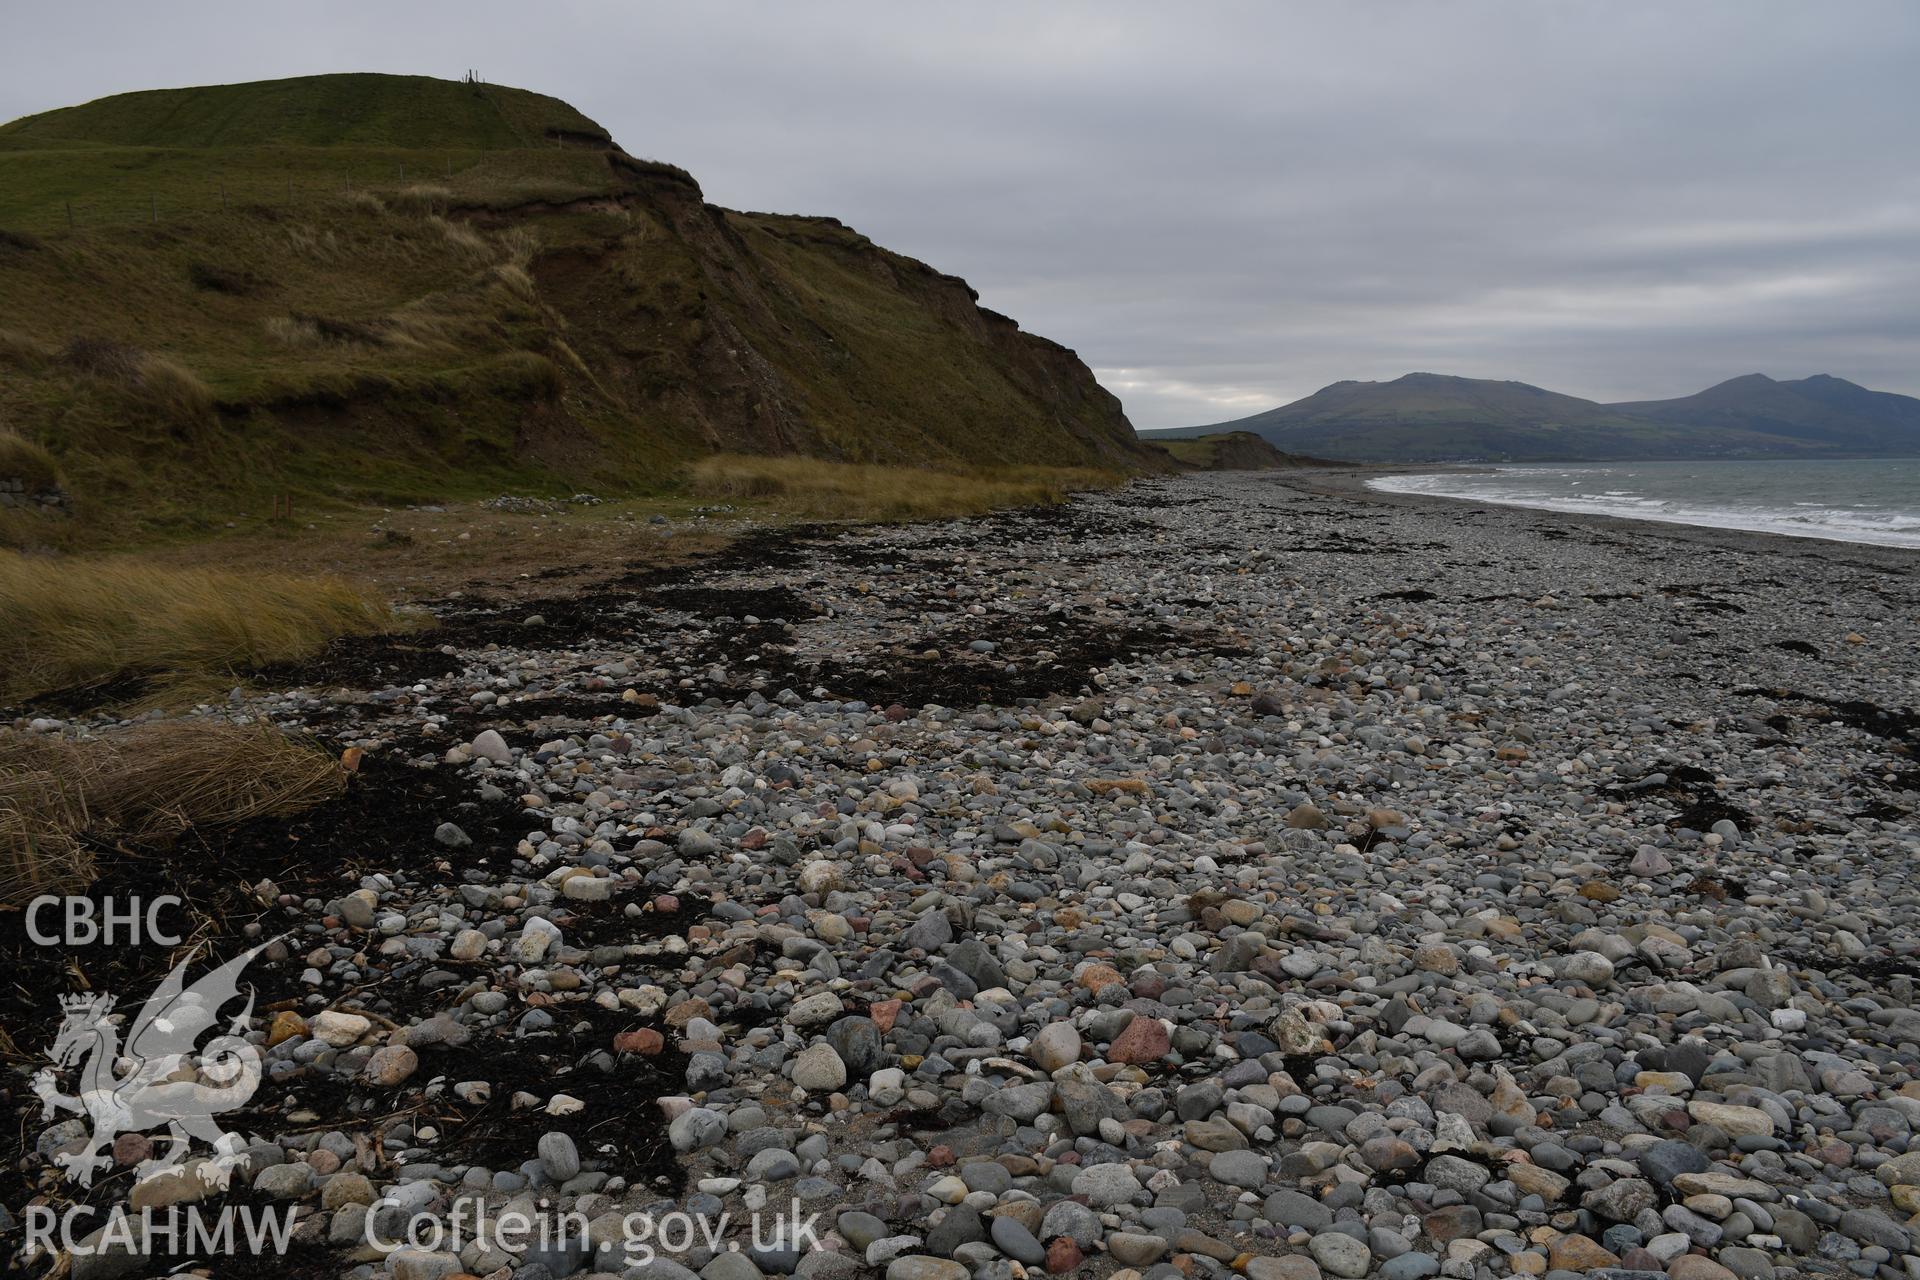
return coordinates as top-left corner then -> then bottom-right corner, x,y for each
5,2 -> 1917,429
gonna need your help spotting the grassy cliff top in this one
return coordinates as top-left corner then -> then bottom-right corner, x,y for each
0,73 -> 614,152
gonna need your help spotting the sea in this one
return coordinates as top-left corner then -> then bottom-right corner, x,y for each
1367,457 -> 1920,549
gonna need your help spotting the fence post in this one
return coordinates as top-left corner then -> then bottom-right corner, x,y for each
65,201 -> 74,231
220,183 -> 227,212
150,195 -> 157,223
287,176 -> 293,203
398,161 -> 405,182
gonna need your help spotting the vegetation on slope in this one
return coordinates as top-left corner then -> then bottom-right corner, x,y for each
1151,431 -> 1331,470
0,75 -> 1153,548
0,552 -> 405,705
1,721 -> 346,906
690,455 -> 1123,521
0,429 -> 61,492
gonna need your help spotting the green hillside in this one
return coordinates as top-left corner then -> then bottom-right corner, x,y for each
0,75 -> 1153,547
1152,431 -> 1331,470
0,73 -> 613,151
1296,374 -> 1636,430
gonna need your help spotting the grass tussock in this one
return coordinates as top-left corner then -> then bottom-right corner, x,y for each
57,338 -> 214,422
0,721 -> 347,906
429,213 -> 490,257
0,430 -> 60,490
689,455 -> 1123,522
263,313 -> 327,347
186,260 -> 265,296
377,310 -> 448,351
264,311 -> 391,349
58,335 -> 144,381
268,306 -> 482,353
476,350 -> 565,400
490,261 -> 536,301
0,802 -> 90,907
128,354 -> 215,422
284,224 -> 343,261
392,183 -> 454,214
496,225 -> 540,268
0,553 -> 407,705
0,327 -> 54,366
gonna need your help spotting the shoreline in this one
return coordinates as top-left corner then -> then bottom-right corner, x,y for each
1291,464 -> 1920,574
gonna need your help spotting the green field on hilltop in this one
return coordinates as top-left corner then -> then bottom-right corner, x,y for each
0,73 -> 611,151
0,74 -> 640,233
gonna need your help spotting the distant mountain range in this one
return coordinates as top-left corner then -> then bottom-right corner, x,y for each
1151,372 -> 1920,461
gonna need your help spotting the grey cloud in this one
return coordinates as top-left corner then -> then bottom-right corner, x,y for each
3,1 -> 1916,426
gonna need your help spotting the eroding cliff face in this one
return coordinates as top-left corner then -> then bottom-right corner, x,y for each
523,159 -> 1154,474
0,145 -> 1155,537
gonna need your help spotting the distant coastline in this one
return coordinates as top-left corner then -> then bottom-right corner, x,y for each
1362,457 -> 1920,550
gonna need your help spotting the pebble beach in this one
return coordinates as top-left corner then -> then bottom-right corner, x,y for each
10,470 -> 1920,1280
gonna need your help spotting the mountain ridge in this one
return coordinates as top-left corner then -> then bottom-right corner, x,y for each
1155,371 -> 1920,461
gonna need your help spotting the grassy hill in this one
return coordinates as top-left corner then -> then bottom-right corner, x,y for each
1150,431 -> 1333,470
0,75 -> 1154,546
0,73 -> 613,151
1160,371 -> 1920,461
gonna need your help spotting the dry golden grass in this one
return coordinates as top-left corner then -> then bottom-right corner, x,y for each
283,223 -> 343,262
392,183 -> 454,214
428,213 -> 490,257
495,225 -> 540,268
263,313 -> 328,347
490,261 -> 537,300
265,302 -> 492,353
689,455 -> 1123,522
0,326 -> 54,365
0,804 -> 90,906
381,306 -> 458,349
54,338 -> 215,424
127,499 -> 734,604
0,721 -> 347,906
0,429 -> 60,490
0,553 -> 407,704
133,354 -> 216,422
